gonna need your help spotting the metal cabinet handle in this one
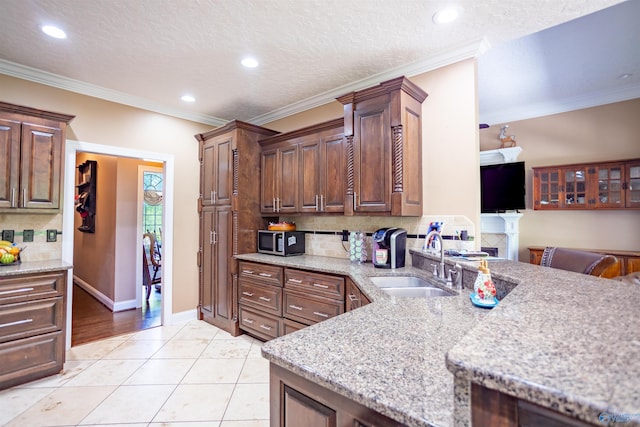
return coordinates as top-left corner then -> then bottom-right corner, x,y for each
348,294 -> 358,301
0,287 -> 34,295
273,198 -> 276,212
244,318 -> 255,324
289,304 -> 303,311
313,283 -> 329,289
259,296 -> 271,302
242,291 -> 254,297
353,192 -> 357,211
320,194 -> 324,211
259,272 -> 272,277
259,324 -> 272,331
0,318 -> 33,329
11,188 -> 16,208
277,197 -> 281,212
313,311 -> 329,318
22,188 -> 27,207
315,194 -> 319,211
288,278 -> 302,283
209,230 -> 214,245
213,230 -> 217,245
243,270 -> 254,275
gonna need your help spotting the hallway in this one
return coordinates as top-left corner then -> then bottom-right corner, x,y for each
72,284 -> 161,346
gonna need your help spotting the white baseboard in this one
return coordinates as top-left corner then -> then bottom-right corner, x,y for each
73,276 -> 115,311
113,299 -> 137,312
73,276 -> 138,312
170,308 -> 198,325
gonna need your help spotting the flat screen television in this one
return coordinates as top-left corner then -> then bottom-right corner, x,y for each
480,161 -> 526,213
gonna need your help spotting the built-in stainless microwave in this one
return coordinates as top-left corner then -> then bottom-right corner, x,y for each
257,230 -> 305,256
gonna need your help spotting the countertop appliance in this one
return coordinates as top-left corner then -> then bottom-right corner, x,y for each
372,227 -> 407,269
258,230 -> 305,256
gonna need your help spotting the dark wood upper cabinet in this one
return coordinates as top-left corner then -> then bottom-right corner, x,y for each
260,118 -> 345,215
0,102 -> 74,212
338,76 -> 427,216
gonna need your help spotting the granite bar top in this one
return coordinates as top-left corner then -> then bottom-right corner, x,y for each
237,252 -> 640,427
0,259 -> 72,277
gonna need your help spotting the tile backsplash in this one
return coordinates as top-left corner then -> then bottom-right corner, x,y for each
279,215 -> 476,264
0,213 -> 63,261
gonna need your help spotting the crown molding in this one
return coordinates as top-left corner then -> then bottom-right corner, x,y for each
480,81 -> 640,125
249,38 -> 489,125
0,59 -> 227,127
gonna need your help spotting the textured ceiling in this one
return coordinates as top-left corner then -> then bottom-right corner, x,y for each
0,0 -> 634,126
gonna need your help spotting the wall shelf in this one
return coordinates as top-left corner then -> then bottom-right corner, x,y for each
76,160 -> 97,233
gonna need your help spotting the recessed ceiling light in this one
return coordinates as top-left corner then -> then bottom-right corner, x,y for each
617,73 -> 632,80
41,25 -> 67,39
241,57 -> 259,68
181,95 -> 196,102
432,6 -> 462,24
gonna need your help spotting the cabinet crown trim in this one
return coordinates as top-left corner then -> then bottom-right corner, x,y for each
195,120 -> 278,142
258,118 -> 344,146
336,76 -> 428,105
0,101 -> 74,123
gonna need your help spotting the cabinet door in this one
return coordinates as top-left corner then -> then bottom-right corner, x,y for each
299,138 -> 322,213
346,278 -> 370,311
202,133 -> 233,206
353,96 -> 391,212
282,385 -> 337,427
320,133 -> 346,213
20,122 -> 62,209
561,166 -> 587,209
626,162 -> 640,208
533,168 -> 562,209
592,163 -> 624,208
261,149 -> 278,213
277,145 -> 299,213
200,206 -> 233,328
0,118 -> 21,208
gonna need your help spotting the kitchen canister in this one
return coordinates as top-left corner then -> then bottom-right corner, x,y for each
349,231 -> 367,263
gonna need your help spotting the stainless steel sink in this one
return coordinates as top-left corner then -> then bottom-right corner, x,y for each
369,276 -> 455,298
381,287 -> 454,298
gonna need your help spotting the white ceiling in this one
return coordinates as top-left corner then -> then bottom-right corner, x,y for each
0,0 -> 637,127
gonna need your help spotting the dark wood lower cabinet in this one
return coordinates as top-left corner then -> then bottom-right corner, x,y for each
471,383 -> 596,427
271,363 -> 405,427
0,270 -> 67,390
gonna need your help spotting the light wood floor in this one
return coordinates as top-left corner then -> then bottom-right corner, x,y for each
71,283 -> 161,346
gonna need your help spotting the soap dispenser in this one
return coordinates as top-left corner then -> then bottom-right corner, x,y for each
473,259 -> 496,301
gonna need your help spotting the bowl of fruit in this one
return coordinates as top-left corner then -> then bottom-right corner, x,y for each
0,241 -> 23,266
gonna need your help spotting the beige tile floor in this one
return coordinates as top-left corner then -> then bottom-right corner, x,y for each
0,321 -> 270,427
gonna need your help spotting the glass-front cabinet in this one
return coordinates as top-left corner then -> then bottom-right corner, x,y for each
535,168 -> 561,208
627,162 -> 640,208
563,166 -> 587,208
533,159 -> 640,210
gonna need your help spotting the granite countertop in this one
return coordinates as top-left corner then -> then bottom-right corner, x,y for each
0,259 -> 73,277
238,252 -> 640,427
238,253 -> 486,427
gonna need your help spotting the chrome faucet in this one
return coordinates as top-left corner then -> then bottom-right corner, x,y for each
424,230 -> 445,280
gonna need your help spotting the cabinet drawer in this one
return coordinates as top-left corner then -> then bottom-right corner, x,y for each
283,318 -> 307,335
238,261 -> 283,286
283,290 -> 344,326
239,306 -> 281,341
0,331 -> 64,390
239,279 -> 282,316
284,269 -> 344,300
0,297 -> 64,343
0,272 -> 65,304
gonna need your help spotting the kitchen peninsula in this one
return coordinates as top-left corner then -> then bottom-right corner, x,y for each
236,252 -> 640,426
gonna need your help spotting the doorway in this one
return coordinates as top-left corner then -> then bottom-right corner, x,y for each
62,140 -> 175,349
